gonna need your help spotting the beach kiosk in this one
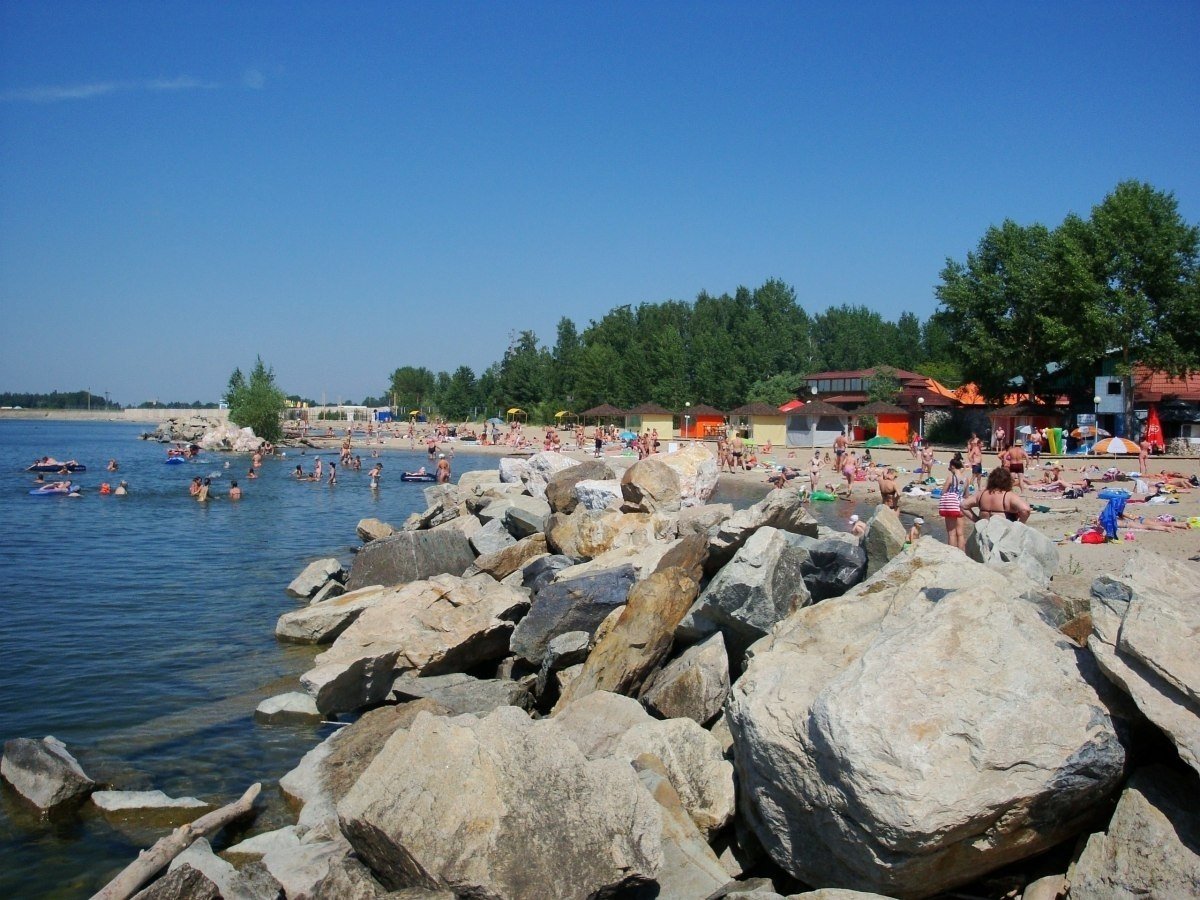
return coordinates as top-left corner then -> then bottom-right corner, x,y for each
782,398 -> 851,447
854,401 -> 910,443
681,404 -> 726,440
625,403 -> 674,438
728,403 -> 787,448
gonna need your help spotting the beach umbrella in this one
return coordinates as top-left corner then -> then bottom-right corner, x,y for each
620,431 -> 637,441
864,435 -> 895,448
486,417 -> 504,426
1070,426 -> 1111,439
1094,437 -> 1138,454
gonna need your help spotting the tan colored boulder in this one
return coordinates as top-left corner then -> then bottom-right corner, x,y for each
861,504 -> 905,578
546,507 -> 668,558
544,459 -> 616,513
656,442 -> 719,507
621,457 -> 682,513
469,533 -> 548,581
355,517 -> 395,543
554,565 -> 701,710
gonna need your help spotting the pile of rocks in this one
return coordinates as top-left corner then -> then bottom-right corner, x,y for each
9,443 -> 1197,899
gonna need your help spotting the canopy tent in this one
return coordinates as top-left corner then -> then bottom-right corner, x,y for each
506,407 -> 528,424
554,410 -> 578,428
785,398 -> 851,448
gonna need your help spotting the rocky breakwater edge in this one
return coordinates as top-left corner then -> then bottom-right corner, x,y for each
5,443 -> 1199,899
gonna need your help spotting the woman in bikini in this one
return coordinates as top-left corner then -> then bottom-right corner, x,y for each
962,467 -> 1032,524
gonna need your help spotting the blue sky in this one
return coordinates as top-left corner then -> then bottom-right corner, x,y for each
1,1 -> 1197,406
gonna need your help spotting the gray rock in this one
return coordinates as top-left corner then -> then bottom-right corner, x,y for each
497,456 -> 530,484
1070,764 -> 1200,899
458,469 -> 502,489
345,529 -> 475,592
727,540 -> 1125,897
92,789 -> 208,812
287,557 -> 344,599
275,584 -> 388,644
862,504 -> 906,578
676,502 -> 735,539
504,495 -> 551,538
337,707 -> 663,897
707,488 -> 819,574
678,527 -> 812,664
355,517 -> 395,543
641,632 -> 731,726
422,483 -> 459,510
621,457 -> 683,513
1088,552 -> 1200,777
262,833 -> 389,900
537,631 -> 592,697
477,497 -> 515,524
391,672 -> 534,715
520,450 -> 581,500
554,690 -> 735,838
545,459 -> 616,513
1,736 -> 95,810
131,863 -> 221,900
163,838 -> 280,900
223,825 -> 301,861
1091,575 -> 1133,605
657,443 -> 720,507
308,579 -> 346,605
573,478 -> 624,511
509,565 -> 638,664
254,692 -> 322,723
799,535 -> 868,601
966,516 -> 1060,586
301,575 -> 529,715
469,517 -> 517,556
521,553 -> 577,594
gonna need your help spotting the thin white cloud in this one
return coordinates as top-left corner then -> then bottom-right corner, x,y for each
243,69 -> 266,90
1,77 -> 219,103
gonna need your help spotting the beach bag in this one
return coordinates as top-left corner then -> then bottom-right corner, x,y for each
1099,497 -> 1126,540
938,476 -> 963,516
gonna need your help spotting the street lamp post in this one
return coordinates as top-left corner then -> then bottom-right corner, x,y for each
809,385 -> 818,452
917,396 -> 925,444
1093,394 -> 1102,454
683,402 -> 691,441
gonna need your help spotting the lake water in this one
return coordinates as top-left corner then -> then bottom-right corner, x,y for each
0,421 -> 874,898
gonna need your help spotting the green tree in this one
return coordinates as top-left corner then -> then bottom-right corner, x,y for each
867,366 -> 902,404
224,357 -> 287,443
496,330 -> 549,409
746,372 -> 802,407
388,366 -> 435,413
440,366 -> 479,420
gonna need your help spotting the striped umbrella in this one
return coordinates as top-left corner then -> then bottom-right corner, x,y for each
1093,437 -> 1138,454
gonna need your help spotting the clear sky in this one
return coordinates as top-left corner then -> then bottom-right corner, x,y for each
1,1 -> 1197,406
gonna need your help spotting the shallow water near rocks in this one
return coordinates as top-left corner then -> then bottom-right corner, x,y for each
0,422 -> 886,897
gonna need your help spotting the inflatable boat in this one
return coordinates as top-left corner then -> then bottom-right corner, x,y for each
27,462 -> 86,473
400,472 -> 437,483
30,483 -> 79,496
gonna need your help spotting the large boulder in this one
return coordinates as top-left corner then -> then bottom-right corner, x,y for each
520,553 -> 577,594
861,504 -> 906,578
275,584 -> 388,644
553,691 -> 735,838
640,632 -> 731,726
301,575 -> 529,715
621,457 -> 683,513
504,495 -> 551,538
391,672 -> 534,715
677,527 -> 813,664
545,459 -> 614,512
1,736 -> 95,810
345,529 -> 475,591
1069,764 -> 1200,899
546,507 -> 668,558
497,456 -> 530,485
573,479 -> 624,511
656,442 -> 719,507
261,833 -> 392,900
254,692 -> 321,723
355,517 -> 395,543
521,451 -> 581,500
337,707 -> 663,898
469,517 -> 517,556
707,487 -> 819,573
966,517 -> 1060,586
468,533 -> 547,581
1088,553 -> 1200,777
286,557 -> 344,599
554,564 -> 702,710
509,565 -> 637,665
726,540 -> 1126,897
799,535 -> 868,601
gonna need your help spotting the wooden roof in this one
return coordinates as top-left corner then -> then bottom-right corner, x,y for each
1133,366 -> 1200,402
854,401 -> 908,417
793,399 -> 851,418
729,402 -> 785,416
627,402 -> 674,415
683,404 -> 726,417
580,403 -> 628,417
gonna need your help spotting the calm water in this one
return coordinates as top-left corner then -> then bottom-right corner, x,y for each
0,420 -> 499,898
0,422 -> 876,897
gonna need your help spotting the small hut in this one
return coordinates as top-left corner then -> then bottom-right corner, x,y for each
854,401 -> 910,443
728,402 -> 786,448
681,404 -> 726,439
553,410 -> 578,429
988,403 -> 1063,450
782,398 -> 851,447
580,403 -> 628,427
625,403 -> 673,438
506,407 -> 528,424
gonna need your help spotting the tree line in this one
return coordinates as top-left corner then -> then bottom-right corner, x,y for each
383,282 -> 960,423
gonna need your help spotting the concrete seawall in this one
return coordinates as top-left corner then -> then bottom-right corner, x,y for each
0,408 -> 231,425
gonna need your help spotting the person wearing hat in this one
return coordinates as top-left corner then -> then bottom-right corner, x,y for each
436,452 -> 452,484
907,517 -> 924,545
848,514 -> 867,538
